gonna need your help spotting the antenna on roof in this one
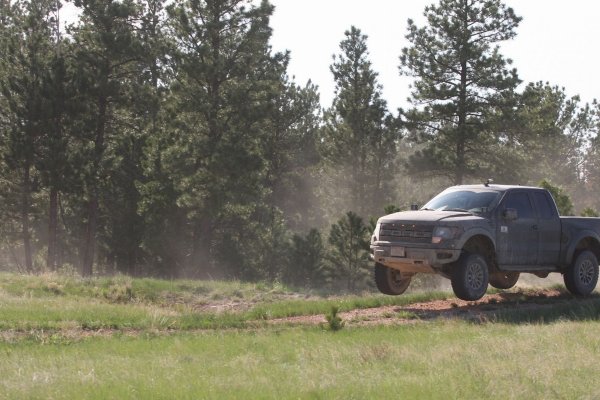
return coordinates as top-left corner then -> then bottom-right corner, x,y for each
484,178 -> 494,187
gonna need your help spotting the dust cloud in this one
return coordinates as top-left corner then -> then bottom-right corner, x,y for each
406,272 -> 564,295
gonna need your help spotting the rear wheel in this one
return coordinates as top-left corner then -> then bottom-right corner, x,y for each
489,272 -> 520,289
451,253 -> 489,301
374,263 -> 411,295
564,250 -> 599,296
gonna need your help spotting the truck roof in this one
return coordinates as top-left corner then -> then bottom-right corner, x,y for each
448,184 -> 544,192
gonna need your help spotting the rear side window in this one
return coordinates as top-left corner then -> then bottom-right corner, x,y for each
504,192 -> 534,219
533,191 -> 558,219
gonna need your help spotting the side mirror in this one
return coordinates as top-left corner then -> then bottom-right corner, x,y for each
503,208 -> 518,221
411,204 -> 419,211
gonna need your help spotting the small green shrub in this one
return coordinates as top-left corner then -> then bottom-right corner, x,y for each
581,207 -> 599,217
539,179 -> 574,216
43,281 -> 64,295
325,306 -> 344,331
103,282 -> 134,303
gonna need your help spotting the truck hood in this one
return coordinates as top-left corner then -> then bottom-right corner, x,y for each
378,210 -> 484,224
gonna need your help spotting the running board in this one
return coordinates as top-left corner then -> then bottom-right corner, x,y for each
498,264 -> 560,272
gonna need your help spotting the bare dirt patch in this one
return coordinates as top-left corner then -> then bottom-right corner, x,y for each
270,288 -> 568,327
189,293 -> 319,313
0,289 -> 580,342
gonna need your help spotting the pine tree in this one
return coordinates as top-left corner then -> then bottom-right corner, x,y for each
581,102 -> 600,210
539,179 -> 574,216
323,26 -> 398,218
37,2 -> 75,271
285,228 -> 325,288
400,0 -> 521,184
517,83 -> 592,187
327,211 -> 370,292
97,0 -> 174,276
165,0 -> 288,277
490,82 -> 595,191
262,74 -> 321,231
0,0 -> 58,271
69,0 -> 142,276
133,0 -> 182,276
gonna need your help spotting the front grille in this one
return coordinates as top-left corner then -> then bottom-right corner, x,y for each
379,223 -> 433,243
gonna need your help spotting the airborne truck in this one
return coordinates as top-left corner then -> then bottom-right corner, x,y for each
370,184 -> 600,301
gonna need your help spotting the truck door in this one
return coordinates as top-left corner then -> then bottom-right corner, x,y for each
496,191 -> 538,266
532,190 -> 561,265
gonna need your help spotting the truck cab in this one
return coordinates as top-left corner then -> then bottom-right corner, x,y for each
370,184 -> 600,300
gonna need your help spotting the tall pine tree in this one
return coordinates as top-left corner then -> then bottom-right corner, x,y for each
70,0 -> 142,275
400,0 -> 521,184
0,0 -> 58,271
323,26 -> 398,218
261,72 -> 321,232
166,0 -> 288,278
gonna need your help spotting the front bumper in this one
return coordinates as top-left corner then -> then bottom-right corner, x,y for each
370,241 -> 461,274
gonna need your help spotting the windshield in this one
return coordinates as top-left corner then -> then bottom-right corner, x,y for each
422,189 -> 501,214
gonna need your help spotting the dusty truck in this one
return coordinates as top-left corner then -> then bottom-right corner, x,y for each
370,184 -> 600,301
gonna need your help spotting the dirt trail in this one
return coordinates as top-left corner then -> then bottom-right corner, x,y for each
270,288 -> 567,327
1,288 -> 580,343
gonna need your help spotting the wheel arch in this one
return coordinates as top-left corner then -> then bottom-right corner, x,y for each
567,233 -> 600,265
457,232 -> 496,268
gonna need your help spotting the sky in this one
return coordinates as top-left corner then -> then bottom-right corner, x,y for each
61,0 -> 600,111
267,0 -> 600,111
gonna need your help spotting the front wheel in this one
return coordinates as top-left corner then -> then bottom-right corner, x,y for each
564,250 -> 599,296
451,253 -> 489,301
374,263 -> 411,295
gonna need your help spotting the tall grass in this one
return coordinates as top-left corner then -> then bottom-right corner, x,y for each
2,321 -> 600,399
4,272 -> 600,398
0,273 -> 453,332
248,291 -> 450,320
493,296 -> 600,324
0,272 -> 289,304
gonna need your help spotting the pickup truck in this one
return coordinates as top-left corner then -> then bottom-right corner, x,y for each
370,184 -> 600,301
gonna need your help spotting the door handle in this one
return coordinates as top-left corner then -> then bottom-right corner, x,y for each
531,225 -> 538,231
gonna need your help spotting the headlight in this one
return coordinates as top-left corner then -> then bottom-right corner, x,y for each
432,226 -> 461,244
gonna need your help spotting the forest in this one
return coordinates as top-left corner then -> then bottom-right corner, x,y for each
1,0 -> 599,290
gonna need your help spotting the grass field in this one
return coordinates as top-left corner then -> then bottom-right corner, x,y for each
2,272 -> 600,399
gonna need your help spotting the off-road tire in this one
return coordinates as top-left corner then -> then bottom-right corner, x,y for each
451,253 -> 489,301
374,263 -> 411,295
489,272 -> 520,290
564,250 -> 599,296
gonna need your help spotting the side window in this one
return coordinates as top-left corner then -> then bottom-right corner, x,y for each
533,191 -> 557,219
504,192 -> 534,219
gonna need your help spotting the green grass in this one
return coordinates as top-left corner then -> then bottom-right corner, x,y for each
2,322 -> 600,399
0,296 -> 181,331
0,289 -> 255,331
493,296 -> 600,324
0,273 -> 453,331
247,291 -> 450,320
0,272 -> 296,305
3,272 -> 600,399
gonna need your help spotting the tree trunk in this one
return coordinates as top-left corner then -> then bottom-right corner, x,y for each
47,186 -> 58,270
21,165 -> 33,272
456,58 -> 468,185
81,195 -> 98,276
359,149 -> 366,216
191,215 -> 213,278
82,94 -> 107,276
455,4 -> 469,186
